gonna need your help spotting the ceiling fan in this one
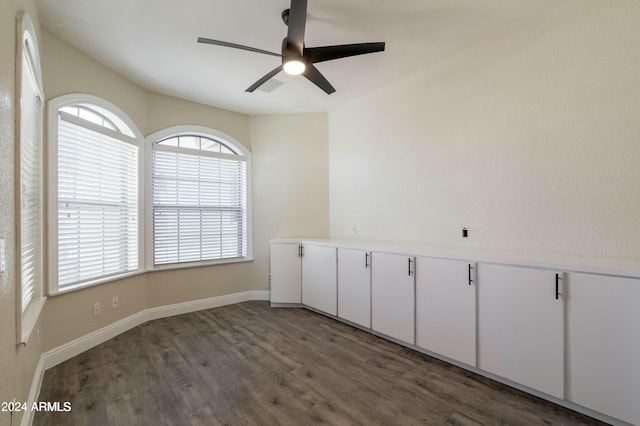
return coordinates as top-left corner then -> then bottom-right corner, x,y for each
197,0 -> 385,94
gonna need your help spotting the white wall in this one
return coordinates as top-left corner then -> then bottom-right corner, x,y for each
329,0 -> 640,260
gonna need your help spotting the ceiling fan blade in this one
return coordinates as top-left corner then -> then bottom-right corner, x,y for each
245,65 -> 284,92
197,37 -> 281,57
304,42 -> 386,64
303,64 -> 335,95
287,0 -> 307,54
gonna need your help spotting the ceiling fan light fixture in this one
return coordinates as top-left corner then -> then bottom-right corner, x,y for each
198,0 -> 385,94
283,59 -> 306,75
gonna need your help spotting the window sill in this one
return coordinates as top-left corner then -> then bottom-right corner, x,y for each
48,257 -> 254,296
19,296 -> 46,345
49,270 -> 146,297
147,256 -> 254,273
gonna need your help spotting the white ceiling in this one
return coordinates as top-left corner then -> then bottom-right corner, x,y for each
36,0 -> 574,115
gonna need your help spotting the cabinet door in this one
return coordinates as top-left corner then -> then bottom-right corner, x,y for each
568,273 -> 640,425
302,245 -> 337,315
371,252 -> 415,344
270,243 -> 301,304
416,258 -> 476,367
478,264 -> 564,398
338,248 -> 371,328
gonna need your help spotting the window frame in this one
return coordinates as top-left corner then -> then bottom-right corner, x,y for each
16,11 -> 45,344
145,125 -> 253,271
47,94 -> 145,295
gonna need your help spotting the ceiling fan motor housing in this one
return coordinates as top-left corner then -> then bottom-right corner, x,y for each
282,38 -> 304,64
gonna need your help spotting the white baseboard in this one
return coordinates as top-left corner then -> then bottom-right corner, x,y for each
20,355 -> 45,426
42,310 -> 148,370
146,291 -> 253,321
27,291 -> 271,425
248,290 -> 270,301
42,290 -> 269,371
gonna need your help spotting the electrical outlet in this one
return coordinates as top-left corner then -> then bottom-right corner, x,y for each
112,296 -> 119,309
93,302 -> 101,317
0,238 -> 6,272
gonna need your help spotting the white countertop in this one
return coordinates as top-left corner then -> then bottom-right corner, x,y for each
270,238 -> 640,279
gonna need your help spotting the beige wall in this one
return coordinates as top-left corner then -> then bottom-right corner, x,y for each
146,92 -> 250,144
41,275 -> 148,350
249,113 -> 330,289
329,1 -> 640,260
39,30 -> 152,351
142,91 -> 255,309
38,32 -> 331,350
41,31 -> 148,132
1,3 -> 46,425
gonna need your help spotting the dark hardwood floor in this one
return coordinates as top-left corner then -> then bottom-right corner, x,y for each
35,301 -> 604,425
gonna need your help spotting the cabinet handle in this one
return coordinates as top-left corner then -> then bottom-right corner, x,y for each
300,245 -> 304,257
555,273 -> 559,300
365,252 -> 369,269
408,258 -> 413,276
468,264 -> 473,286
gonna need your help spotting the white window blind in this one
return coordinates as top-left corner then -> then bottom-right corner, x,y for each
57,113 -> 139,289
19,52 -> 42,314
152,141 -> 247,266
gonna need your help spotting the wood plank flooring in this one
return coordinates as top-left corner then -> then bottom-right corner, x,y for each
35,302 -> 604,425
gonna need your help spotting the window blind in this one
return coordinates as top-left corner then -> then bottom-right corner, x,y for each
152,147 -> 247,265
19,55 -> 42,312
57,116 -> 138,289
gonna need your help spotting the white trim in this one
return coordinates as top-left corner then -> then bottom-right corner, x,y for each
41,290 -> 269,370
248,290 -> 270,301
58,111 -> 139,145
42,310 -> 148,370
146,125 -> 251,157
18,12 -> 43,98
147,256 -> 253,273
16,11 -> 46,345
153,143 -> 249,161
47,94 -> 145,295
19,297 -> 45,344
48,94 -> 144,141
24,290 -> 269,425
20,355 -> 45,426
47,271 -> 146,297
144,125 -> 253,270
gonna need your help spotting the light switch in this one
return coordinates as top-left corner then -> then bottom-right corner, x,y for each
0,238 -> 6,273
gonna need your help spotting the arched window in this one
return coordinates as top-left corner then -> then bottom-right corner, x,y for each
147,126 -> 251,267
17,12 -> 45,343
48,94 -> 143,293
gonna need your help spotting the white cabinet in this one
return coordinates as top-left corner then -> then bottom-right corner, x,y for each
416,258 -> 476,367
337,248 -> 371,328
302,244 -> 337,315
371,252 -> 415,344
477,264 -> 564,398
270,242 -> 302,305
269,238 -> 640,423
567,273 -> 640,425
